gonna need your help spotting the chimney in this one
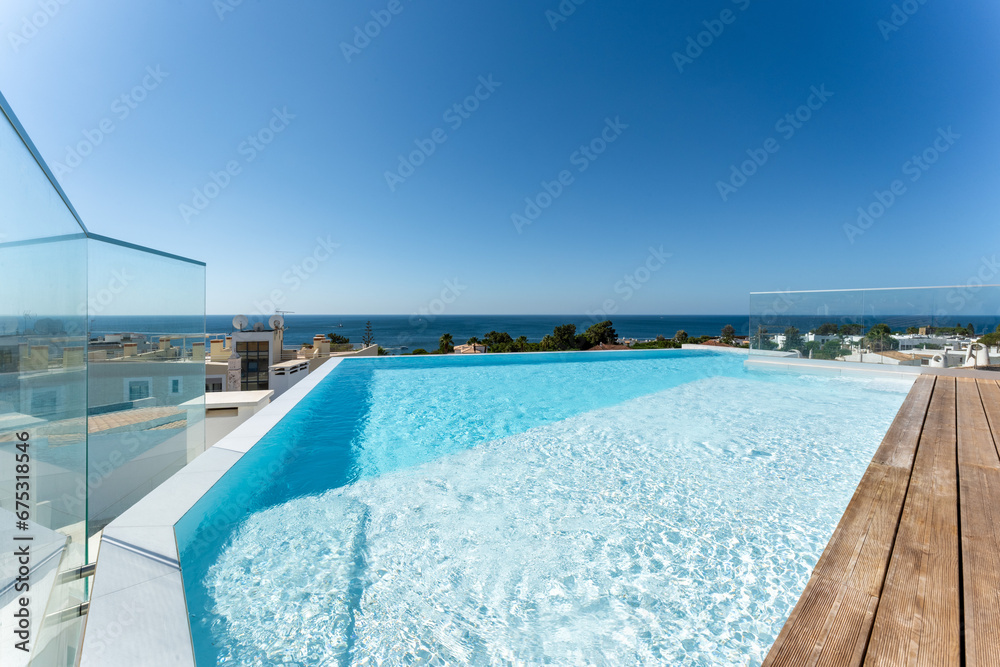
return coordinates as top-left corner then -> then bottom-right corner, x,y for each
192,342 -> 205,361
159,337 -> 171,351
29,346 -> 49,370
123,342 -> 137,357
313,335 -> 330,357
63,347 -> 84,368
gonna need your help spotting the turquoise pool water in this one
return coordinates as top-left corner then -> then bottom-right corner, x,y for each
177,350 -> 913,666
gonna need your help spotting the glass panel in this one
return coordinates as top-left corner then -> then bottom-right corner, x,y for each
0,238 -> 89,663
750,286 -> 1000,367
1,92 -> 206,665
84,238 -> 206,533
1,98 -> 89,666
0,101 -> 86,243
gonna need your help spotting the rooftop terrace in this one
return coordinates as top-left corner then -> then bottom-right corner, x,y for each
765,375 -> 1000,665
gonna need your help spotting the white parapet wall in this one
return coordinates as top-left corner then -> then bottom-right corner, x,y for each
188,390 -> 274,447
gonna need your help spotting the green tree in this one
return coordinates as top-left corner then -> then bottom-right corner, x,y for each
584,320 -> 618,346
674,330 -> 689,343
553,324 -> 578,350
804,338 -> 848,360
751,325 -> 774,350
327,333 -> 350,344
438,333 -> 454,354
514,335 -> 529,352
539,334 -> 557,351
720,324 -> 736,345
377,346 -> 388,356
838,323 -> 863,336
483,331 -> 514,351
865,323 -> 899,352
782,327 -> 804,352
361,320 -> 375,347
868,323 -> 892,336
905,326 -> 919,335
812,322 -> 839,336
466,336 -> 480,346
410,348 -> 429,355
967,322 -> 976,336
977,332 -> 1000,347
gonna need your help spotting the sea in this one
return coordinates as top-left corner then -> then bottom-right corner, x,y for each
207,314 -> 749,353
80,314 -> 1000,356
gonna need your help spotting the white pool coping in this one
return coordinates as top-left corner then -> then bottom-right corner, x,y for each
79,358 -> 345,666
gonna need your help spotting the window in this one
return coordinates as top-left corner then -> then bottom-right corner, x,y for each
30,389 -> 58,416
128,380 -> 150,401
236,340 -> 270,390
0,348 -> 15,373
206,379 -> 223,392
169,377 -> 183,395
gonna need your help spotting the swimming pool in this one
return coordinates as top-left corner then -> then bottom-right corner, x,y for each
176,349 -> 913,665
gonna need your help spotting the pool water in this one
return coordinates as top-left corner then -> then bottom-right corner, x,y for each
178,350 -> 913,666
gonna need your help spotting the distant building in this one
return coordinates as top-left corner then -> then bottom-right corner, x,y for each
804,333 -> 839,344
205,315 -> 378,397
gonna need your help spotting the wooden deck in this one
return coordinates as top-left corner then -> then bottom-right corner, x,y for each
764,376 -> 1000,667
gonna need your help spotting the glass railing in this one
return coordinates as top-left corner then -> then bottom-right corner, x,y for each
749,286 -> 1000,369
1,90 -> 205,666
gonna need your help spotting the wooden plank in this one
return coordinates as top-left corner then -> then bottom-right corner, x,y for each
764,377 -> 935,666
959,379 -> 1000,667
764,575 -> 878,667
865,377 -> 960,667
871,375 -> 937,469
978,378 -> 1000,462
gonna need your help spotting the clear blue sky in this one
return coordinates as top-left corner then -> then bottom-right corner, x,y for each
2,1 -> 998,315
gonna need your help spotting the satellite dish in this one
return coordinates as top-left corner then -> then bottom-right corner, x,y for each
253,322 -> 265,332
268,314 -> 285,330
233,315 -> 249,331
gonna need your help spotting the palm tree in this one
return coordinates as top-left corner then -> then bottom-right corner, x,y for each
439,333 -> 454,353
